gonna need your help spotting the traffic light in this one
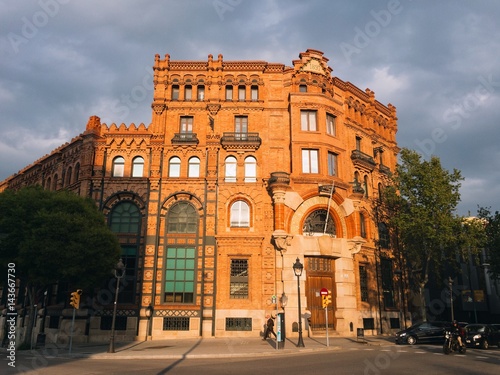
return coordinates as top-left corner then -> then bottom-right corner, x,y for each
70,289 -> 82,309
322,292 -> 332,308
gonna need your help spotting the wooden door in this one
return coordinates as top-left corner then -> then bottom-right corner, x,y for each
305,257 -> 336,331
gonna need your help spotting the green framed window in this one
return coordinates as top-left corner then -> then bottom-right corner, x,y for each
164,247 -> 196,303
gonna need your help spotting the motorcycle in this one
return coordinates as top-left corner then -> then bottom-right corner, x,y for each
443,330 -> 466,354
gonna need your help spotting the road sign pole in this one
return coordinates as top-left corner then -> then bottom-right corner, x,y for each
325,306 -> 329,347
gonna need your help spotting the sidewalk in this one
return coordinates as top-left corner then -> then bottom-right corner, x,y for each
16,335 -> 395,360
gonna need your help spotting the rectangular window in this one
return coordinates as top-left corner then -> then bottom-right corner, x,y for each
238,86 -> 246,101
180,116 -> 193,133
163,317 -> 190,331
327,151 -> 337,176
359,265 -> 368,302
251,86 -> 258,101
235,116 -> 248,139
197,86 -> 205,100
301,110 -> 317,131
172,85 -> 179,100
226,86 -> 233,100
326,113 -> 336,135
302,149 -> 319,173
381,258 -> 395,308
100,316 -> 127,331
226,318 -> 252,331
356,136 -> 362,151
164,247 -> 196,303
185,86 -> 192,100
363,318 -> 375,330
230,259 -> 248,299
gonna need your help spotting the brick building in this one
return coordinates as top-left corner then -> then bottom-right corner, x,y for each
1,49 -> 401,343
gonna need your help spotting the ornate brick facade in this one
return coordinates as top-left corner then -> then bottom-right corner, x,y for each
1,49 -> 402,342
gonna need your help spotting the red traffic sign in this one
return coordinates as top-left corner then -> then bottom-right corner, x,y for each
320,288 -> 329,296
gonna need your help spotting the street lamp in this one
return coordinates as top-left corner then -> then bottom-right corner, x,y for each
292,258 -> 305,347
394,270 -> 403,329
108,258 -> 125,353
448,277 -> 454,321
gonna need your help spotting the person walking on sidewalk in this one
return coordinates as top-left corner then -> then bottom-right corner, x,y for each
263,314 -> 277,340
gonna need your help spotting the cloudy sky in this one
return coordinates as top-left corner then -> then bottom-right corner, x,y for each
1,0 -> 499,216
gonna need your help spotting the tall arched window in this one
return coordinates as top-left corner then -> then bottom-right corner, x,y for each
132,156 -> 145,177
363,175 -> 369,197
66,166 -> 73,185
169,156 -> 181,178
360,212 -> 367,238
225,156 -> 237,182
302,209 -> 336,236
109,201 -> 141,303
74,163 -> 80,182
112,156 -> 125,177
244,156 -> 257,182
230,200 -> 250,227
165,201 -> 198,304
188,157 -> 200,178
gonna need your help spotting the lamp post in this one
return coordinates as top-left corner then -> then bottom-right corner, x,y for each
145,304 -> 153,341
292,258 -> 305,347
394,270 -> 403,329
448,277 -> 454,321
108,258 -> 125,353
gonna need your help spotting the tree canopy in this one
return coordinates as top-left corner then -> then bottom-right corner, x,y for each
0,186 -> 121,292
381,148 -> 463,321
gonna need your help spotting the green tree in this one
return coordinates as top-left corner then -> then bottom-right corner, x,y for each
382,148 -> 463,321
477,207 -> 500,279
0,186 -> 121,346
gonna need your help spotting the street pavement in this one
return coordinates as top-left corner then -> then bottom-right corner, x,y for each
10,334 -> 395,360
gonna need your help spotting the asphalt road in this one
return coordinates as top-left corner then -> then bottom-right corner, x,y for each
3,343 -> 500,375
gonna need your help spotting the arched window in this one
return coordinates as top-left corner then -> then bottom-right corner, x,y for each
302,209 -> 336,236
132,156 -> 145,177
197,85 -> 205,100
66,166 -> 73,185
225,85 -> 233,100
169,157 -> 181,178
165,201 -> 198,304
360,212 -> 367,238
74,163 -> 80,182
251,85 -> 258,101
172,84 -> 179,100
188,157 -> 200,178
230,200 -> 250,227
184,85 -> 192,100
167,201 -> 198,233
110,201 -> 141,233
52,174 -> 58,190
109,201 -> 141,303
112,156 -> 125,177
244,156 -> 256,182
225,156 -> 237,182
363,175 -> 369,197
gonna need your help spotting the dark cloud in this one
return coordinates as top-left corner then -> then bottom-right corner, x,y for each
1,0 -> 499,215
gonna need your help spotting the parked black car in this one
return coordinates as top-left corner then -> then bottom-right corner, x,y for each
395,321 -> 451,345
465,324 -> 500,349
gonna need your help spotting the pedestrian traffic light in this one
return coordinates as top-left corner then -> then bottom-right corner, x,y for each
70,289 -> 82,309
322,292 -> 332,308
